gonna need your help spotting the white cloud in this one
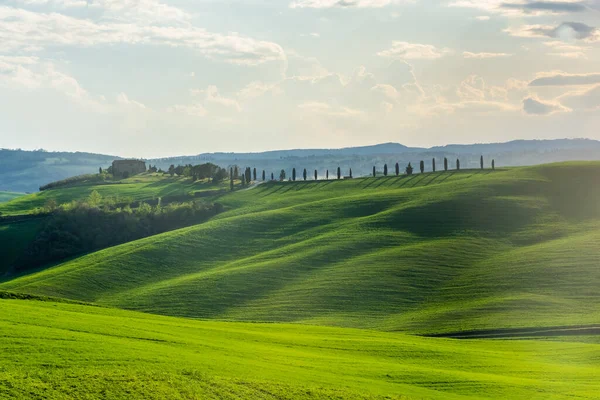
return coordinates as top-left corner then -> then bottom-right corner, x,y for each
191,85 -> 242,112
559,84 -> 600,111
298,101 -> 365,119
378,42 -> 451,60
505,22 -> 599,42
116,92 -> 147,110
0,56 -> 148,115
0,6 -> 285,66
463,51 -> 512,59
523,96 -> 569,115
475,15 -> 491,20
450,0 -> 588,17
166,103 -> 208,117
11,0 -> 190,23
290,0 -> 404,8
529,72 -> 600,86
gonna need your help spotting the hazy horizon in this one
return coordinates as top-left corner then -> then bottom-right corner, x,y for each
4,137 -> 599,160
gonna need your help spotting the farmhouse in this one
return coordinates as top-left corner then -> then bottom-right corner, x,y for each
112,160 -> 146,178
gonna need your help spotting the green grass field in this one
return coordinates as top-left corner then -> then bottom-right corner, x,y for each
1,298 -> 599,399
2,163 -> 599,334
0,191 -> 24,203
1,162 -> 599,398
0,174 -> 228,216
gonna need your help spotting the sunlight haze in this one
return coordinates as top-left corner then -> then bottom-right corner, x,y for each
1,0 -> 599,156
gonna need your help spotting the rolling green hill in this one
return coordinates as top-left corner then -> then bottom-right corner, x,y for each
0,174 -> 228,216
3,163 -> 599,335
0,191 -> 24,203
1,297 -> 598,399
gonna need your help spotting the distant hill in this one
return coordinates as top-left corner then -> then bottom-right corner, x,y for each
0,149 -> 117,193
2,139 -> 600,192
0,191 -> 23,203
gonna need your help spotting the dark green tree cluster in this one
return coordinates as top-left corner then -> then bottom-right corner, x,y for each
15,198 -> 223,273
167,163 -> 228,182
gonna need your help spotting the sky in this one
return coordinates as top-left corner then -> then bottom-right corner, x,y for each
0,0 -> 599,157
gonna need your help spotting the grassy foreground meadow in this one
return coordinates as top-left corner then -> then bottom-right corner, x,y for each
1,162 -> 599,399
1,297 -> 599,399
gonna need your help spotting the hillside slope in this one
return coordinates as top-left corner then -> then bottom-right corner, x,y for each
2,163 -> 599,334
1,298 -> 599,399
0,191 -> 24,203
0,173 -> 227,216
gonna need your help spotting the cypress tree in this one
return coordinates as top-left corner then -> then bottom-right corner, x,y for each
246,167 -> 251,183
314,170 -> 317,180
303,168 -> 307,181
406,163 -> 413,175
420,160 -> 424,174
444,157 -> 448,171
230,168 -> 234,191
292,168 -> 296,181
271,172 -> 274,180
337,167 -> 341,180
262,170 -> 266,181
241,174 -> 246,186
432,158 -> 436,172
373,166 -> 376,177
326,170 -> 329,179
234,166 -> 239,179
253,168 -> 257,181
456,159 -> 460,170
492,159 -> 495,170
395,162 -> 399,176
480,155 -> 484,170
349,168 -> 353,179
384,164 -> 388,176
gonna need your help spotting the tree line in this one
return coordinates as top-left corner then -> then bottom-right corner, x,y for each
229,155 -> 496,190
11,191 -> 224,274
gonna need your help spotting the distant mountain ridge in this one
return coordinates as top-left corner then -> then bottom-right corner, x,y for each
2,138 -> 600,192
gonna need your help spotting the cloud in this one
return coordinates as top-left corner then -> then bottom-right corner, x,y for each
529,72 -> 600,86
190,85 -> 242,112
298,102 -> 365,118
523,96 -> 568,115
11,0 -> 190,24
290,0 -> 402,8
378,42 -> 451,60
450,0 -> 588,16
166,103 -> 208,117
0,6 -> 285,66
505,22 -> 599,42
475,15 -> 491,20
463,51 -> 512,58
116,92 -> 147,110
500,1 -> 587,14
559,85 -> 600,111
0,56 -> 147,114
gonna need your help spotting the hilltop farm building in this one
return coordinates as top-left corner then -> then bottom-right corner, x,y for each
112,160 -> 146,178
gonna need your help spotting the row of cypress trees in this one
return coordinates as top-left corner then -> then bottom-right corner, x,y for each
376,156 -> 495,176
230,156 -> 495,190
